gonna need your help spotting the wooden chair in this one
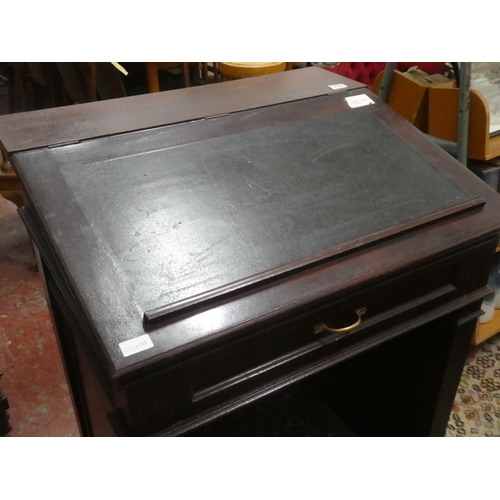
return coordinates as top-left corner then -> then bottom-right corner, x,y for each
145,63 -> 192,92
4,63 -> 31,112
217,62 -> 288,81
55,63 -> 126,104
95,63 -> 127,100
55,62 -> 97,103
200,63 -> 219,85
26,63 -> 66,109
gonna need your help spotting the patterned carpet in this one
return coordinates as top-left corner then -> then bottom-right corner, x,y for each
446,333 -> 500,436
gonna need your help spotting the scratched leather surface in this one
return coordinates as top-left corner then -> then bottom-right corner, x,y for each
54,108 -> 472,312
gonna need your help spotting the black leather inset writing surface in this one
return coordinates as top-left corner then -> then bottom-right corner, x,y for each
55,107 -> 473,314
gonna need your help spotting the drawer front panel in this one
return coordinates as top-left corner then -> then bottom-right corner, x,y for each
174,240 -> 495,420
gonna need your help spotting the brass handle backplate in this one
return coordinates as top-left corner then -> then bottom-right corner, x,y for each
314,307 -> 367,335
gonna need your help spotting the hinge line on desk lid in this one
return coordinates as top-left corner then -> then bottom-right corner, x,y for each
205,112 -> 230,120
48,140 -> 81,149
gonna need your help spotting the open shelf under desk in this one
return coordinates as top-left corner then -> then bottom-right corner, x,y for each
473,240 -> 500,345
474,309 -> 500,345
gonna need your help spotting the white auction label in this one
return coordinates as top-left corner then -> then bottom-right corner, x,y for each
345,94 -> 375,108
119,334 -> 154,357
328,83 -> 348,90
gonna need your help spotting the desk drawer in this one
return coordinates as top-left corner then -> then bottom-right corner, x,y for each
174,241 -> 493,421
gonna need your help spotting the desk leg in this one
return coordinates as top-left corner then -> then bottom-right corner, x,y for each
429,301 -> 482,436
34,256 -> 93,436
38,259 -> 117,437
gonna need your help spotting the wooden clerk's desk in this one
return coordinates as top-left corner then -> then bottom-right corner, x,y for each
3,67 -> 500,436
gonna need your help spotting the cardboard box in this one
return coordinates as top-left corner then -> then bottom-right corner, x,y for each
372,69 -> 455,133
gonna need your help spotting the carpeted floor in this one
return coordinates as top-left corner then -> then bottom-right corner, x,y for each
445,335 -> 500,436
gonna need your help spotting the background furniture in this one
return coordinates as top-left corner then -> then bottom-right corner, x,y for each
7,68 -> 500,436
324,62 -> 445,87
351,63 -> 500,346
371,68 -> 455,134
371,63 -> 471,165
217,62 -> 289,81
429,83 -> 500,161
0,62 -> 127,239
25,63 -> 66,109
55,62 -> 127,103
145,62 -> 191,92
3,63 -> 31,113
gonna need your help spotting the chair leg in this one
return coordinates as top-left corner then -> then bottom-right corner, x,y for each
9,66 -> 33,112
202,63 -> 208,84
182,63 -> 191,88
6,66 -> 16,113
145,63 -> 160,93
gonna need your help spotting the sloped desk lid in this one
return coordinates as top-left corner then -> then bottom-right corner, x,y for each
13,91 -> 480,331
15,91 -> 483,340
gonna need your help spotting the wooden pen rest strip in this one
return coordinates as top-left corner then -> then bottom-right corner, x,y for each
143,197 -> 484,326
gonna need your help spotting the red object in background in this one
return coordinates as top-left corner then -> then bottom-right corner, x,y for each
324,62 -> 445,87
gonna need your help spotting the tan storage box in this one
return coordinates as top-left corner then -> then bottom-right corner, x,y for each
428,86 -> 500,161
372,69 -> 455,133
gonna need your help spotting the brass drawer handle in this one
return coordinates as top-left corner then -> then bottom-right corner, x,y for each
314,307 -> 367,335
